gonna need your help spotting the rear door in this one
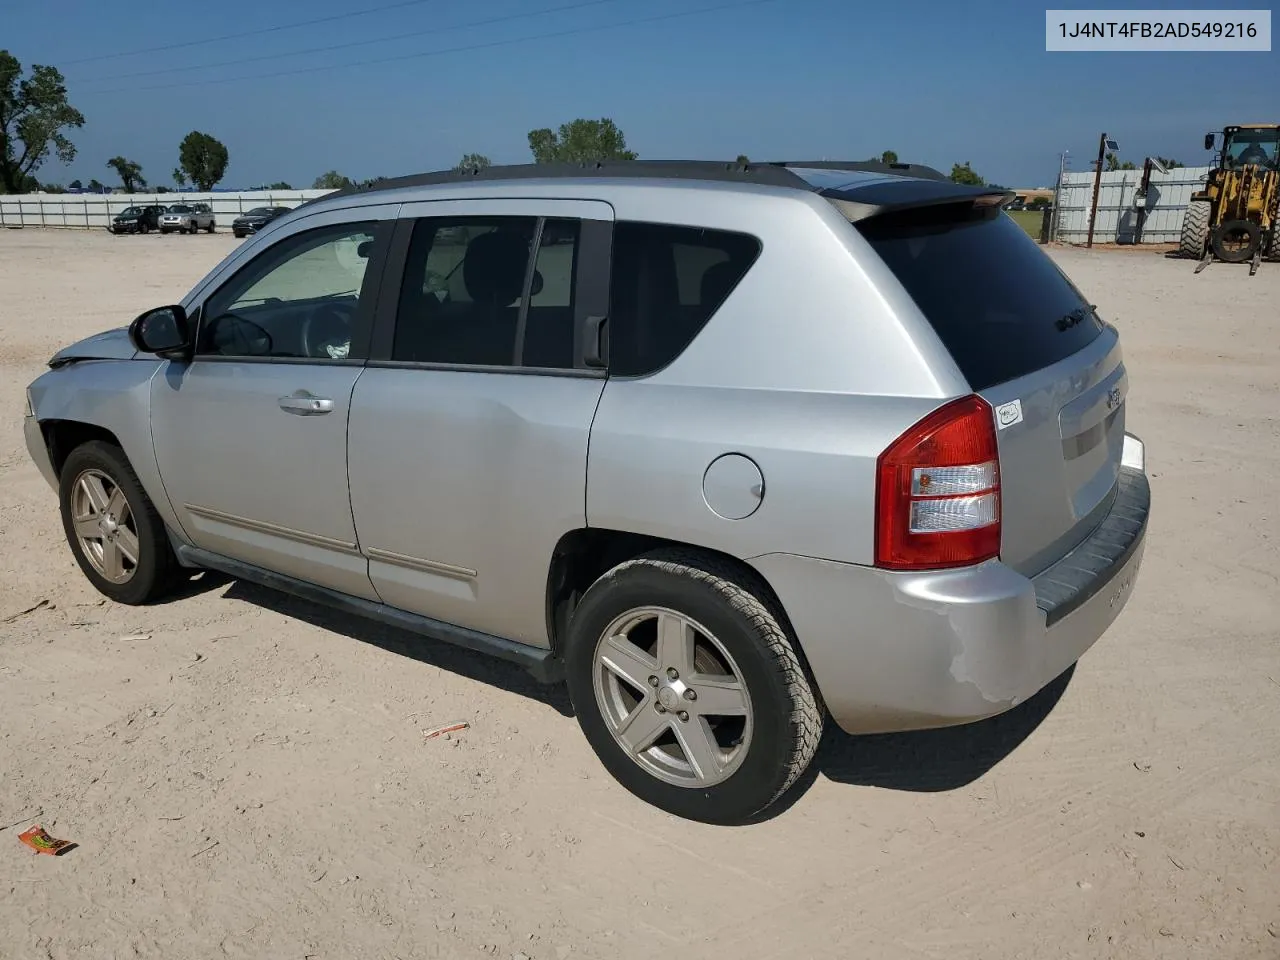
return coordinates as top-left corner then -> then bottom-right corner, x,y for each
347,198 -> 613,646
857,203 -> 1125,576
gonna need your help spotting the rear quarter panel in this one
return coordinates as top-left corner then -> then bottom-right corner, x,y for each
588,191 -> 971,566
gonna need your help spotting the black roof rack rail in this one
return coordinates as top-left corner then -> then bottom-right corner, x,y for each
768,160 -> 950,182
309,160 -> 815,205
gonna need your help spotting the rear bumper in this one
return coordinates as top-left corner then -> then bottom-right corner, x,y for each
751,433 -> 1150,735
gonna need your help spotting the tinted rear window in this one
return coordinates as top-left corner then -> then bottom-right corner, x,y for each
857,204 -> 1105,391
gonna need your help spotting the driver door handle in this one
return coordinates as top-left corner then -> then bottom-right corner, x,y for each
278,392 -> 334,416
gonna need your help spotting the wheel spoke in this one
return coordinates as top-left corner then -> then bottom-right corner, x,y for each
79,474 -> 110,513
115,527 -> 140,565
100,540 -> 124,580
106,486 -> 127,519
73,515 -> 102,539
690,675 -> 748,716
614,700 -> 670,755
599,634 -> 658,692
674,717 -> 723,781
656,612 -> 696,676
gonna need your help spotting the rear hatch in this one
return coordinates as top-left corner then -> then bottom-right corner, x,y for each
854,197 -> 1125,578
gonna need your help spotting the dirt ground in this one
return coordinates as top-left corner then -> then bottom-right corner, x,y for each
1,228 -> 1277,960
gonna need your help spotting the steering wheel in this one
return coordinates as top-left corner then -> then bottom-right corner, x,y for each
301,301 -> 354,359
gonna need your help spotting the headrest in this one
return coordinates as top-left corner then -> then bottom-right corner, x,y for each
463,230 -> 529,306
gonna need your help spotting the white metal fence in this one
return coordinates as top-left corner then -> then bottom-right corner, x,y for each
1053,165 -> 1209,244
0,189 -> 336,230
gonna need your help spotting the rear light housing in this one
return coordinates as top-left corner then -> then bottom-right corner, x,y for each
875,395 -> 1001,570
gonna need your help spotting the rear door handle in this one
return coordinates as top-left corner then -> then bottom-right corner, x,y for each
278,392 -> 334,415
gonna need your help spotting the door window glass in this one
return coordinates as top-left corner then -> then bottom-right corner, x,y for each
392,216 -> 580,369
200,223 -> 378,360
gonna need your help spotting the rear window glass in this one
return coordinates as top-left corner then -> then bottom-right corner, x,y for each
857,204 -> 1105,391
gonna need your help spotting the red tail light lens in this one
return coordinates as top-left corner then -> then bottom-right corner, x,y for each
875,395 -> 1001,570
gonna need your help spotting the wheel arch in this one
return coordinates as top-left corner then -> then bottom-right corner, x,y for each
544,527 -> 810,670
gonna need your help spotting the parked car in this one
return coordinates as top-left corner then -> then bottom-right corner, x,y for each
160,202 -> 216,234
108,204 -> 166,234
231,205 -> 292,238
23,160 -> 1150,824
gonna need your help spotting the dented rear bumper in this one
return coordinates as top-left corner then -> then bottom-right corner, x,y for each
750,434 -> 1150,735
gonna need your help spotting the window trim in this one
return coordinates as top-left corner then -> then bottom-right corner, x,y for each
368,210 -> 613,377
191,219 -> 390,365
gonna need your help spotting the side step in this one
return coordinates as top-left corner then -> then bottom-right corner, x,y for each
175,544 -> 564,684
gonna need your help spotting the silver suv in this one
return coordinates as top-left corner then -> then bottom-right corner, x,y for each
159,202 -> 216,234
22,161 -> 1150,824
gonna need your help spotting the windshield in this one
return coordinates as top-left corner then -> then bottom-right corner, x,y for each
167,204 -> 191,213
1224,128 -> 1280,168
246,207 -> 274,216
120,206 -> 142,216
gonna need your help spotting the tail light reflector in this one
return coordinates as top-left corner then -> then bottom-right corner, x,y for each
875,395 -> 1001,570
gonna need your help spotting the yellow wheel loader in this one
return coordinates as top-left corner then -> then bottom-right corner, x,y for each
1181,124 -> 1280,276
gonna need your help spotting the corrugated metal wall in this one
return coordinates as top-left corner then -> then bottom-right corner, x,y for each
0,190 -> 334,230
1054,166 -> 1210,244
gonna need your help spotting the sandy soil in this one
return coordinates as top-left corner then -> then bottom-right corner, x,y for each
1,228 -> 1277,960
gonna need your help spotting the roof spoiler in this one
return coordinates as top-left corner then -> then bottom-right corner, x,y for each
768,160 -> 950,182
820,178 -> 1016,223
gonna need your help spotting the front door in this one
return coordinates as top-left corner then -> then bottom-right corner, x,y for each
347,199 -> 614,645
151,216 -> 392,600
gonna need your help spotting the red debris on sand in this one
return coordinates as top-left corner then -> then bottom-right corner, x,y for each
18,825 -> 75,856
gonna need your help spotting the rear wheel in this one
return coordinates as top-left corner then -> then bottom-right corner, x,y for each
59,441 -> 178,605
564,550 -> 823,824
1179,199 -> 1211,259
1211,219 -> 1261,263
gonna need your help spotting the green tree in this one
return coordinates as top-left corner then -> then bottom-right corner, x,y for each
68,178 -> 82,189
172,167 -> 187,189
107,156 -> 146,192
178,130 -> 228,191
1105,152 -> 1136,172
527,118 -> 637,164
453,153 -> 491,174
313,170 -> 353,190
1155,156 -> 1183,169
0,51 -> 86,194
880,150 -> 899,164
87,178 -> 104,192
266,180 -> 292,189
949,161 -> 984,186
735,154 -> 750,165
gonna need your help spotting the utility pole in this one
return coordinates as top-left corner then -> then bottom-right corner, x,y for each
1086,132 -> 1119,248
1052,150 -> 1069,242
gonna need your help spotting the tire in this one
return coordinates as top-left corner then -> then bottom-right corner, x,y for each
1211,218 -> 1261,263
564,549 -> 824,824
207,221 -> 216,233
189,221 -> 199,234
58,441 -> 178,606
160,228 -> 170,235
1179,199 -> 1211,259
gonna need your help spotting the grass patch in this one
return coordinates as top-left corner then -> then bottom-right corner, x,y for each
1007,210 -> 1043,237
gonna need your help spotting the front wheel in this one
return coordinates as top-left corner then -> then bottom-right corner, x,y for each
565,550 -> 824,824
59,441 -> 178,605
1179,199 -> 1211,259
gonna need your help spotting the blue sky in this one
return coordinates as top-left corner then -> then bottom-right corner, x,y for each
6,0 -> 1277,189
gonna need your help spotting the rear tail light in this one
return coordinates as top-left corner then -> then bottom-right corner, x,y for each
875,395 -> 1001,570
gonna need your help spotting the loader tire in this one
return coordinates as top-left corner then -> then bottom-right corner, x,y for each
1179,199 -> 1211,259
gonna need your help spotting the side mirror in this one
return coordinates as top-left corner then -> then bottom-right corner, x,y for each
128,305 -> 191,357
1204,132 -> 1216,150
